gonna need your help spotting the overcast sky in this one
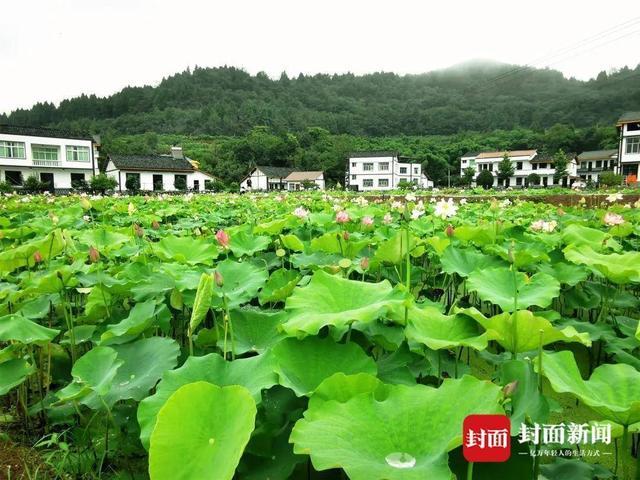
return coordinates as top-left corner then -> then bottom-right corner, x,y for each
1,0 -> 639,114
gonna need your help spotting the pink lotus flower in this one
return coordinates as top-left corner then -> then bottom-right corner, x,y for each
33,250 -> 43,264
89,246 -> 100,263
604,212 -> 624,226
215,229 -> 230,248
335,211 -> 350,224
361,216 -> 374,227
293,206 -> 309,219
214,270 -> 224,287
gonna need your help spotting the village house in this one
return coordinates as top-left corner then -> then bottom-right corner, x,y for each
0,124 -> 99,192
460,149 -> 578,188
240,166 -> 325,191
617,112 -> 640,181
106,147 -> 216,192
346,152 -> 432,191
575,149 -> 618,184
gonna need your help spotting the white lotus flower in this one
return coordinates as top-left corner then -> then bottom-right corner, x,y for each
434,198 -> 458,219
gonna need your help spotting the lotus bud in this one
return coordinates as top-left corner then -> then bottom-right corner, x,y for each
152,220 -> 160,230
80,197 -> 91,210
134,223 -> 144,238
502,380 -> 518,397
360,257 -> 370,270
445,224 -> 455,237
328,265 -> 341,274
507,241 -> 515,264
88,246 -> 100,263
342,231 -> 350,241
215,229 -> 230,249
128,202 -> 136,216
214,270 -> 224,287
33,250 -> 43,264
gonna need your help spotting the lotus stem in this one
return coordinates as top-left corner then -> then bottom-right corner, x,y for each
466,461 -> 474,480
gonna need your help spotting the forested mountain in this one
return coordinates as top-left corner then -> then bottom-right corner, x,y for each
2,61 -> 638,185
4,62 -> 640,136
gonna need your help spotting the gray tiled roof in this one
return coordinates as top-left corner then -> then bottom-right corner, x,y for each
0,124 -> 93,141
109,154 -> 195,172
254,166 -> 297,178
577,149 -> 618,161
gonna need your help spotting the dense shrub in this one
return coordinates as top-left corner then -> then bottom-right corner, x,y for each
476,170 -> 494,189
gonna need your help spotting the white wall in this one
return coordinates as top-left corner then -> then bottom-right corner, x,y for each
348,156 -> 430,190
620,124 -> 640,175
0,168 -> 91,190
240,169 -> 269,191
107,163 -> 215,192
0,133 -> 96,171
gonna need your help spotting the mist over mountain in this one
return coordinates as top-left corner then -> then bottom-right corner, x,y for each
2,61 -> 639,137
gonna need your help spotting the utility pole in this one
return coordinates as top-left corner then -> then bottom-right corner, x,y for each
447,166 -> 451,188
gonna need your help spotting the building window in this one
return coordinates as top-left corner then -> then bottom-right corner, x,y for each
362,179 -> 374,187
193,179 -> 200,191
71,173 -> 86,188
461,159 -> 467,165
399,167 -> 407,174
351,175 -> 356,180
627,122 -> 640,132
532,163 -> 538,170
363,163 -> 373,171
66,146 -> 90,162
626,137 -> 640,154
351,162 -> 356,167
488,163 -> 493,171
413,167 -> 418,174
5,170 -> 22,185
596,160 -> 602,168
378,178 -> 389,187
516,177 -> 522,186
378,162 -> 389,171
32,145 -> 59,161
174,174 -> 187,190
516,162 -> 523,170
0,141 -> 26,159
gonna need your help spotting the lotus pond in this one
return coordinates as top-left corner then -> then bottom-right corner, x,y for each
0,191 -> 639,479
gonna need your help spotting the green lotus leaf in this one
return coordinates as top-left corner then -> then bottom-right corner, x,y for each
308,372 -> 384,410
149,381 -> 256,480
190,273 -> 214,332
310,232 -> 369,258
563,245 -> 640,284
0,314 -> 59,344
212,259 -> 269,308
100,299 -> 159,344
535,350 -> 640,426
254,217 -> 293,235
466,267 -> 560,312
272,337 -> 377,396
229,231 -> 271,257
76,228 -> 131,252
290,375 -> 504,480
138,351 -> 276,449
373,230 -> 418,265
405,306 -> 492,351
0,229 -> 66,274
561,223 -> 620,251
537,261 -> 589,286
0,358 -> 35,395
500,359 -> 549,434
258,268 -> 300,305
453,224 -> 497,246
57,346 -> 124,404
280,234 -> 305,252
485,241 -> 551,268
282,270 -> 410,336
439,246 -> 505,277
153,235 -> 219,265
223,308 -> 286,354
457,308 -> 591,353
289,251 -> 342,269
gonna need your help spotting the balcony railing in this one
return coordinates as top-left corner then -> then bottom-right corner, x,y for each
33,159 -> 61,167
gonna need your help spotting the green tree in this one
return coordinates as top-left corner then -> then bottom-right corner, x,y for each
497,153 -> 514,187
125,175 -> 141,193
462,167 -> 475,186
598,171 -> 623,187
476,170 -> 494,189
527,172 -> 541,187
90,174 -> 117,194
552,149 -> 569,186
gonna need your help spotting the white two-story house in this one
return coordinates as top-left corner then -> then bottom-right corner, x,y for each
575,149 -> 618,184
347,152 -> 432,191
0,124 -> 98,192
617,112 -> 640,180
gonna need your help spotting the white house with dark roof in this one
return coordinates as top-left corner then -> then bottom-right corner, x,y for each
346,152 -> 432,191
240,166 -> 325,191
0,124 -> 99,192
106,147 -> 216,192
617,112 -> 640,180
576,149 -> 618,184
